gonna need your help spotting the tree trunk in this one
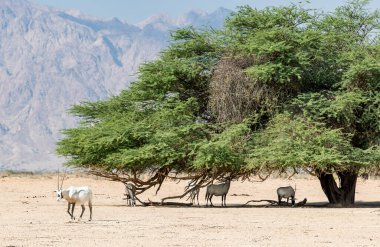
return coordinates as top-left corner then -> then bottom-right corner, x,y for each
317,171 -> 358,207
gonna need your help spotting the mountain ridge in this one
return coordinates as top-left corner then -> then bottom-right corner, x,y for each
0,0 -> 231,171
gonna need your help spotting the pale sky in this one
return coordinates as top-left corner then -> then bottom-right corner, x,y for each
31,0 -> 380,24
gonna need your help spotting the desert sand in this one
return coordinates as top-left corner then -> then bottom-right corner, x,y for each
1,172 -> 380,246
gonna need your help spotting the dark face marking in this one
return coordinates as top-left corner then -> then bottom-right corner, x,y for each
56,190 -> 63,201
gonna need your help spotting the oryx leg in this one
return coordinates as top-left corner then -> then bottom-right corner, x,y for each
67,203 -> 73,218
209,195 -> 214,206
71,203 -> 76,220
89,201 -> 93,221
79,205 -> 85,219
126,194 -> 131,206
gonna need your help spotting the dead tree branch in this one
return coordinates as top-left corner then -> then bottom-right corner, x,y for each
244,198 -> 307,207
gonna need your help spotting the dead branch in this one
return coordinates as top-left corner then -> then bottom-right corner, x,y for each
257,171 -> 272,182
244,198 -> 308,207
155,168 -> 170,195
305,168 -> 318,176
145,199 -> 193,207
287,168 -> 298,180
160,191 -> 193,204
208,55 -> 261,123
296,198 -> 307,206
184,175 -> 204,191
89,167 -> 172,197
244,199 -> 278,206
162,177 -> 212,204
135,184 -> 155,196
134,195 -> 148,206
164,174 -> 205,180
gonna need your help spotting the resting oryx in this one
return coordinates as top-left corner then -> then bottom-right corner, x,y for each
55,172 -> 93,221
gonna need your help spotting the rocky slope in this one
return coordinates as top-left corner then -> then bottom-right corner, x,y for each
0,0 -> 230,170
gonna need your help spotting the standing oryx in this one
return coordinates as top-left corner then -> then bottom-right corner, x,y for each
277,185 -> 296,206
205,177 -> 231,207
124,183 -> 136,207
55,172 -> 93,221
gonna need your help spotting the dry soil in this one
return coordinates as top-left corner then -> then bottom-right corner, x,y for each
1,173 -> 380,246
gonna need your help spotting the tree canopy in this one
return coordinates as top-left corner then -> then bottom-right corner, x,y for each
57,1 -> 380,205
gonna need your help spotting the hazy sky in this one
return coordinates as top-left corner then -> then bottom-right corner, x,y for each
31,0 -> 380,24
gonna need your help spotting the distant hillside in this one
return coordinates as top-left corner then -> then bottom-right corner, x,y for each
0,0 -> 231,170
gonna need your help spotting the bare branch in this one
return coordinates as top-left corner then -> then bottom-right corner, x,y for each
244,198 -> 307,207
162,177 -> 212,204
244,199 -> 278,206
287,168 -> 298,180
257,171 -> 272,181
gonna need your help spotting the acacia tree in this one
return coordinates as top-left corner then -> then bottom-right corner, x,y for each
57,1 -> 380,206
209,1 -> 380,206
57,28 -> 246,201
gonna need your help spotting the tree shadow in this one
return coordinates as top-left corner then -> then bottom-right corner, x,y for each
102,196 -> 380,209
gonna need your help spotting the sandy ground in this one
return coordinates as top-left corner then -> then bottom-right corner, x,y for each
1,173 -> 380,247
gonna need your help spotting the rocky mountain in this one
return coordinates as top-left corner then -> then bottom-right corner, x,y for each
0,0 -> 231,171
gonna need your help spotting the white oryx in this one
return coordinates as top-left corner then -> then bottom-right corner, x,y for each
55,172 -> 93,221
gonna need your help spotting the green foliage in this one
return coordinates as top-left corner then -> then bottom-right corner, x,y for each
129,27 -> 221,113
58,96 -> 204,169
225,4 -> 313,91
57,1 -> 380,183
247,113 -> 380,173
192,123 -> 250,173
341,48 -> 380,91
290,90 -> 379,148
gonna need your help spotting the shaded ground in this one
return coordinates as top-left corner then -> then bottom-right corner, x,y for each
1,173 -> 380,246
